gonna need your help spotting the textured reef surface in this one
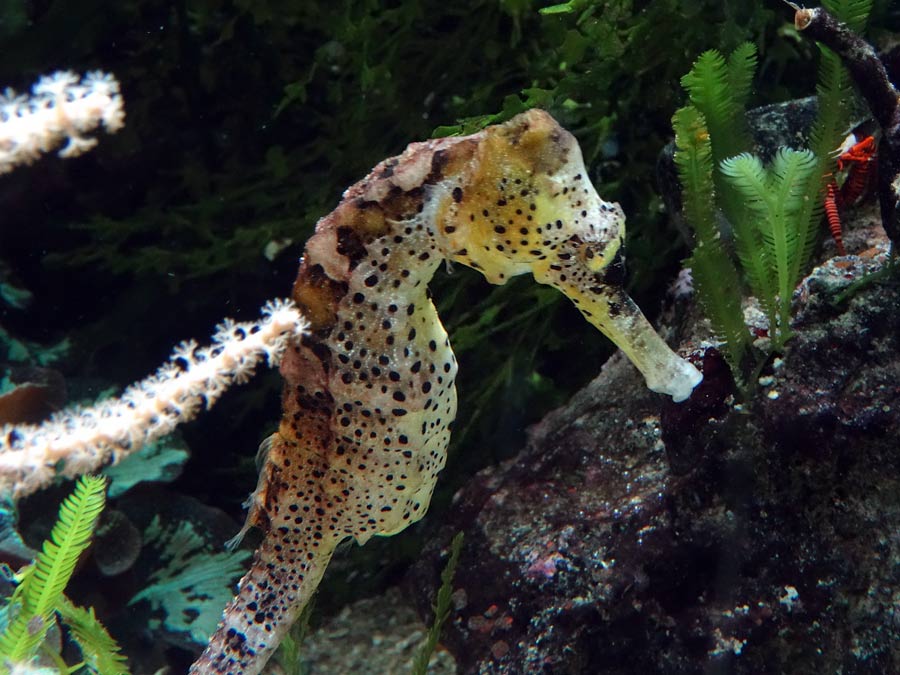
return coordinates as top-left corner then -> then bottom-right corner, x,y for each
409,228 -> 900,674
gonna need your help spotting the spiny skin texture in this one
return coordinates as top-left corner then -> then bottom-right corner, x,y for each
190,110 -> 702,675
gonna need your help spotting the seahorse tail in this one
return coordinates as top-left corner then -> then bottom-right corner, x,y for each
189,530 -> 339,675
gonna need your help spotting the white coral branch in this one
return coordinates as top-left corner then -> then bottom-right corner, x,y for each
0,300 -> 307,499
0,70 -> 124,174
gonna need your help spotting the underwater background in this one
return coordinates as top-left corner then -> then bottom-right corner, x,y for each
1,0 -> 900,673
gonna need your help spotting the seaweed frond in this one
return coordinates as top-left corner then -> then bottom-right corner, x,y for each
681,42 -> 760,297
721,148 -> 818,346
673,106 -> 750,378
681,43 -> 755,165
410,531 -> 464,675
726,42 -> 758,114
56,596 -> 130,675
0,475 -> 107,665
825,0 -> 873,31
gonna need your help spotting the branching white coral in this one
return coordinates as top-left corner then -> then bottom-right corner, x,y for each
0,70 -> 124,174
0,300 -> 307,499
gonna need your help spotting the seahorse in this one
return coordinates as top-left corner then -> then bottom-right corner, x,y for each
190,109 -> 702,675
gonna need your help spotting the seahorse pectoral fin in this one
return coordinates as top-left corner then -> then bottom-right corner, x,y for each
534,264 -> 702,402
224,433 -> 280,551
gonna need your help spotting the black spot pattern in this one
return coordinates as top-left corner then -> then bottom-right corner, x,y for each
191,109 -> 644,675
192,143 -> 459,675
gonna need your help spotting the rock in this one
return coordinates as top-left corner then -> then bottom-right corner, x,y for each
409,250 -> 900,674
93,508 -> 142,576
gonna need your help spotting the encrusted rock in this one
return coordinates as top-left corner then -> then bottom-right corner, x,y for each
92,508 -> 142,577
410,250 -> 900,674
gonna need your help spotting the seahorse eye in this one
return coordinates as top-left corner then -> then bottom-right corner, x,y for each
578,242 -> 612,274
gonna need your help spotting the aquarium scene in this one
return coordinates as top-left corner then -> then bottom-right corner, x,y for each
2,0 -> 900,673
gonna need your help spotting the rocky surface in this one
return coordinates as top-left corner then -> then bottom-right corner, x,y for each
408,243 -> 900,674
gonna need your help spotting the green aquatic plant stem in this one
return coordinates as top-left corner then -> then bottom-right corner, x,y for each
678,42 -> 780,332
410,532 -> 464,675
681,44 -> 756,230
672,106 -> 750,377
56,596 -> 131,675
680,45 -> 754,164
0,475 -> 107,665
720,149 -> 818,349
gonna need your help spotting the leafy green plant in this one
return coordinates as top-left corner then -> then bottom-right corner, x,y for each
673,0 -> 872,382
0,475 -> 128,674
410,531 -> 464,675
270,600 -> 314,675
54,597 -> 130,675
720,148 -> 818,347
673,106 -> 750,377
673,42 -> 776,380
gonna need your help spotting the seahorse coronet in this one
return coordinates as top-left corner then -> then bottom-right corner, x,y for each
190,109 -> 702,675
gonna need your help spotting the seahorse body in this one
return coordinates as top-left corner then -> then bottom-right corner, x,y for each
190,110 -> 701,675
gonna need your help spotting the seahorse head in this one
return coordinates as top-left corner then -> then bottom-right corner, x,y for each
435,109 -> 702,402
436,108 -> 624,287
